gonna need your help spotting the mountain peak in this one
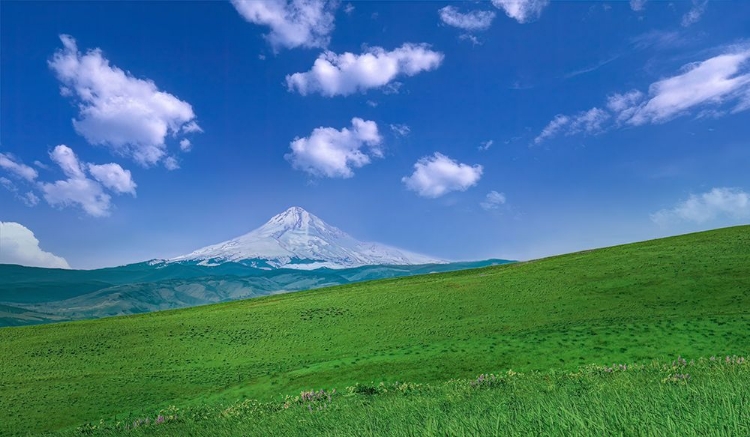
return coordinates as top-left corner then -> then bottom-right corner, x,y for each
170,207 -> 444,269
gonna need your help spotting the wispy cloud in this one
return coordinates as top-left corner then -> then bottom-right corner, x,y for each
480,191 -> 506,210
402,153 -> 482,198
681,0 -> 708,27
534,44 -> 750,143
564,54 -> 620,79
478,140 -> 493,151
630,0 -> 647,12
286,44 -> 444,97
0,152 -> 38,182
438,6 -> 495,31
390,124 -> 410,137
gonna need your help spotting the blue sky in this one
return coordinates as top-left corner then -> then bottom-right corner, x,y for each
2,0 -> 750,269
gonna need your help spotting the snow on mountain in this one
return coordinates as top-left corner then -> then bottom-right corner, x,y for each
168,207 -> 445,269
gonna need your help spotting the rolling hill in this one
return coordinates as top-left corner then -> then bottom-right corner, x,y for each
1,225 -> 749,436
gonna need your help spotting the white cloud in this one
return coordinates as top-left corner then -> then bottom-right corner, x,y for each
681,0 -> 707,27
179,139 -> 192,152
651,187 -> 750,226
0,152 -> 38,181
628,48 -> 750,125
402,153 -> 483,198
231,0 -> 336,51
439,6 -> 495,31
390,124 -> 410,137
630,0 -> 647,11
33,160 -> 50,170
534,108 -> 608,144
491,0 -> 549,23
285,118 -> 382,178
87,163 -> 137,195
286,44 -> 444,97
1,177 -> 39,207
344,3 -> 354,14
0,177 -> 15,191
606,89 -> 645,122
182,121 -> 203,134
164,156 -> 180,171
39,146 -> 113,217
480,191 -> 506,210
49,35 -> 200,167
366,100 -> 378,107
459,34 -> 482,46
23,192 -> 40,207
534,45 -> 750,143
1,146 -> 136,216
534,115 -> 569,144
0,222 -> 70,269
479,140 -> 494,151
568,107 -> 610,134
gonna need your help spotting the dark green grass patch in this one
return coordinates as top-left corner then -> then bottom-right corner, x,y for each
1,225 -> 749,435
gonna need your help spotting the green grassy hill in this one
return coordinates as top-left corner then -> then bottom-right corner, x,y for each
1,226 -> 749,436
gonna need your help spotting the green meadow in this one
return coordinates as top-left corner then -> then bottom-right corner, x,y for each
1,225 -> 749,436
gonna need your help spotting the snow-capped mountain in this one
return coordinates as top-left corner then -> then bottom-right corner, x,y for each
168,207 -> 445,269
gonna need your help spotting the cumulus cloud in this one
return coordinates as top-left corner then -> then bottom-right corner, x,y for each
179,139 -> 192,152
87,163 -> 137,195
286,44 -> 444,97
651,188 -> 750,226
480,191 -> 506,210
534,45 -> 750,143
286,118 -> 382,178
0,222 -> 70,269
681,0 -> 707,27
39,146 -> 113,217
439,6 -> 495,31
390,124 -> 410,137
231,0 -> 336,50
1,146 -> 136,216
491,0 -> 549,23
49,35 -> 201,167
0,153 -> 38,182
402,153 -> 483,198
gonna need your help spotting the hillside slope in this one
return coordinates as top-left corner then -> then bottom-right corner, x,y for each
1,226 -> 749,436
0,260 -> 508,326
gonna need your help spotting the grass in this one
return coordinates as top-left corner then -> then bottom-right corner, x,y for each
55,357 -> 750,436
1,225 -> 749,435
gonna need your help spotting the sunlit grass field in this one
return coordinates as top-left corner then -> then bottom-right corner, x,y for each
1,225 -> 749,435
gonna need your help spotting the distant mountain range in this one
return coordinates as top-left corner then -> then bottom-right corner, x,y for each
0,207 -> 512,327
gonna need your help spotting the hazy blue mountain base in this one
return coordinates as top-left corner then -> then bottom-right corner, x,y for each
0,259 -> 511,327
